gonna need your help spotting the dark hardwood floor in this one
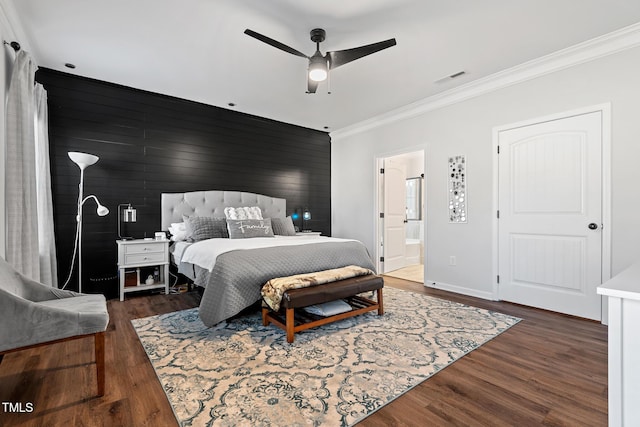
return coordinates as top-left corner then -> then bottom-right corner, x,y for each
0,278 -> 608,426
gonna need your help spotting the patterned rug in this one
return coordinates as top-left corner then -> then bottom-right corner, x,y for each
132,287 -> 520,426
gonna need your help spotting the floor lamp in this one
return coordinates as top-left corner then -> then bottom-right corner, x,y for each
63,152 -> 109,292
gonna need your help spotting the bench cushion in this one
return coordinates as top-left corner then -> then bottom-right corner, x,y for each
281,274 -> 383,309
262,265 -> 374,311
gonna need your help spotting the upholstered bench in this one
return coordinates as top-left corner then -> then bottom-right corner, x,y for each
262,274 -> 384,343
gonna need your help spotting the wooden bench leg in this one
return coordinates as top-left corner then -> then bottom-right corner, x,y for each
377,288 -> 384,315
95,331 -> 105,397
286,308 -> 295,343
262,307 -> 270,326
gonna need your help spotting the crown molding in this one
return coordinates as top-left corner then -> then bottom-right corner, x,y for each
331,22 -> 640,141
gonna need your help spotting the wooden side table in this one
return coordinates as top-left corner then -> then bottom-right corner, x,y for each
117,239 -> 169,301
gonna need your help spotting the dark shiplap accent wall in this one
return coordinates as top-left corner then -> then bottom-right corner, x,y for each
37,68 -> 331,298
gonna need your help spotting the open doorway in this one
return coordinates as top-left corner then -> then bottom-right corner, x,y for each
376,150 -> 425,283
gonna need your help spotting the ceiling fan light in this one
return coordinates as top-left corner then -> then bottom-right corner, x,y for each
308,56 -> 328,82
309,68 -> 327,82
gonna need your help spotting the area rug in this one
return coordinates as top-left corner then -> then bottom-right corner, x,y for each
132,287 -> 520,426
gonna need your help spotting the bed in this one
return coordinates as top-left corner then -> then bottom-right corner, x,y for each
161,190 -> 376,327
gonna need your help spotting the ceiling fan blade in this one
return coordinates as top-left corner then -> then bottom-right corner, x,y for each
307,78 -> 318,94
244,29 -> 308,58
327,38 -> 396,69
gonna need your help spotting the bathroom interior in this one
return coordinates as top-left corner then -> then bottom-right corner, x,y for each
384,150 -> 425,283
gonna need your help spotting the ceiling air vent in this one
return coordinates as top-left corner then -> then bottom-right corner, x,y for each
434,70 -> 466,83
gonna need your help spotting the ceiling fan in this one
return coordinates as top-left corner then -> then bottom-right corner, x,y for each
244,28 -> 396,93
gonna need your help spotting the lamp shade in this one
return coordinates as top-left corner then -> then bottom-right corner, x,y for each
123,204 -> 137,222
96,204 -> 109,216
68,152 -> 99,170
78,195 -> 109,221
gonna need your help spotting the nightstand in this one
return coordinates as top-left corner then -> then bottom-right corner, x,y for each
117,239 -> 170,301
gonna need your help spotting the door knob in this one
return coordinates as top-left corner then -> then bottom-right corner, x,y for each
588,223 -> 599,230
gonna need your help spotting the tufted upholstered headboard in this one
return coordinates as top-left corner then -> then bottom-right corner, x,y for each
160,190 -> 287,230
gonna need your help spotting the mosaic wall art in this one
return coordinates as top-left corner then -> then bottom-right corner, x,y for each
448,155 -> 467,223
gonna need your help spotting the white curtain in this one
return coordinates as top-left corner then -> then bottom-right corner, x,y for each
5,50 -> 57,285
35,84 -> 58,287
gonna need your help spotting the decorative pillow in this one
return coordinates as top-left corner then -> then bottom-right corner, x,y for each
168,222 -> 188,241
170,222 -> 186,231
226,218 -> 274,239
270,216 -> 297,236
182,216 -> 229,241
304,299 -> 353,316
168,227 -> 187,242
224,206 -> 263,220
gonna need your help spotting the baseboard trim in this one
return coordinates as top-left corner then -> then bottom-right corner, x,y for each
425,280 -> 495,301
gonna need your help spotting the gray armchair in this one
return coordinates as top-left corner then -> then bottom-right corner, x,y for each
0,256 -> 109,396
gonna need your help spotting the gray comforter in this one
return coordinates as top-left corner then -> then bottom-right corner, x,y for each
194,241 -> 376,327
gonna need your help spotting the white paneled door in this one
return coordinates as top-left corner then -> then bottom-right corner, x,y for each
498,111 -> 603,320
383,158 -> 407,273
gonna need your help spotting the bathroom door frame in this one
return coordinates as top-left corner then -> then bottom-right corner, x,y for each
375,148 -> 426,275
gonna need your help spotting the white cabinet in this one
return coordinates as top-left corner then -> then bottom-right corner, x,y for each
597,260 -> 640,426
117,239 -> 169,301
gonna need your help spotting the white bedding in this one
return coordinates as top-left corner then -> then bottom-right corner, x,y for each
171,241 -> 191,264
179,236 -> 356,272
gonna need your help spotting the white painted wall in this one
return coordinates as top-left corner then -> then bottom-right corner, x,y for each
332,45 -> 640,298
403,151 -> 424,178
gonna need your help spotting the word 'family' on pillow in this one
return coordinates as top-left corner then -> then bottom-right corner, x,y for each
223,206 -> 263,220
182,215 -> 229,241
271,216 -> 297,236
226,218 -> 274,239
